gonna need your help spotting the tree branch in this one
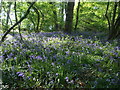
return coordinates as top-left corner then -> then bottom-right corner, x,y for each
0,1 -> 37,44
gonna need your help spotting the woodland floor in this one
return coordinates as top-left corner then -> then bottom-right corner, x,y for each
1,31 -> 120,89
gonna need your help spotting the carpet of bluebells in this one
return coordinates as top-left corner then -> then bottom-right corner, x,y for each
0,31 -> 120,89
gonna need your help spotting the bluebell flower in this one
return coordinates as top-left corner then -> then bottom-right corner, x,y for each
36,56 -> 42,60
51,62 -> 55,66
49,80 -> 54,84
70,80 -> 74,84
106,79 -> 110,82
56,73 -> 59,76
47,72 -> 50,74
28,76 -> 32,80
26,62 -> 31,68
67,60 -> 72,64
66,51 -> 70,55
111,79 -> 116,84
65,77 -> 69,82
99,47 -> 102,49
30,55 -> 36,59
18,73 -> 24,77
94,80 -> 98,85
9,53 -> 14,57
14,57 -> 17,60
16,72 -> 24,77
114,46 -> 120,50
98,68 -> 102,72
0,55 -> 3,59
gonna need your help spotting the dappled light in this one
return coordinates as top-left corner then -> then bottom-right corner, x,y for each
0,1 -> 120,89
1,31 -> 120,88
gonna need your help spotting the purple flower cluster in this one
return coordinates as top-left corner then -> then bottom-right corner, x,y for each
16,72 -> 24,77
1,31 -> 120,88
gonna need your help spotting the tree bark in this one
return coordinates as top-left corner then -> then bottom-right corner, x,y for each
108,2 -> 120,40
39,10 -> 44,31
59,2 -> 66,30
5,2 -> 12,32
14,1 -> 23,41
0,1 -> 36,44
105,1 -> 110,32
6,2 -> 12,26
74,0 -> 80,30
64,1 -> 75,33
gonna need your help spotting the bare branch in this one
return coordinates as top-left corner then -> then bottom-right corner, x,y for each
0,1 -> 37,45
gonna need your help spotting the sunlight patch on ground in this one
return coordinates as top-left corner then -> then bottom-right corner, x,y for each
5,34 -> 16,42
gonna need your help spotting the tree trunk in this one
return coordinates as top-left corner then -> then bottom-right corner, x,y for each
28,2 -> 40,32
74,0 -> 80,30
49,2 -> 58,31
105,1 -> 111,32
64,1 -> 75,33
59,2 -> 66,30
14,1 -> 23,41
5,2 -> 12,32
39,10 -> 44,31
108,1 -> 120,40
0,1 -> 36,44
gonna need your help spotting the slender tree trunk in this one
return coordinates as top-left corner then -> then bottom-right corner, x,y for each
64,1 -> 75,33
115,1 -> 120,30
111,2 -> 117,30
114,1 -> 120,38
53,9 -> 58,30
49,2 -> 58,30
30,18 -> 36,32
105,1 -> 110,32
59,2 -> 65,30
108,2 -> 120,40
74,0 -> 80,30
9,16 -> 13,25
6,2 -> 12,25
39,11 -> 44,31
5,2 -> 12,32
28,2 -> 40,32
14,1 -> 23,41
105,0 -> 120,40
0,1 -> 36,44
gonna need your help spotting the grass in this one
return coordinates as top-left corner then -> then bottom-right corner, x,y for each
1,31 -> 120,89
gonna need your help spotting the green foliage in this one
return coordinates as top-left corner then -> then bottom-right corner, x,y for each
1,1 -> 120,89
74,2 -> 108,31
1,2 -> 116,33
1,32 -> 120,89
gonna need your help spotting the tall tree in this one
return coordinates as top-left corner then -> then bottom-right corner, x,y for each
64,1 -> 75,33
4,2 -> 12,32
74,0 -> 80,30
59,2 -> 66,30
14,1 -> 23,41
105,1 -> 120,40
49,2 -> 58,31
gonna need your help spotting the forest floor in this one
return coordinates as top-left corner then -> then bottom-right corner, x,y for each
1,31 -> 120,89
